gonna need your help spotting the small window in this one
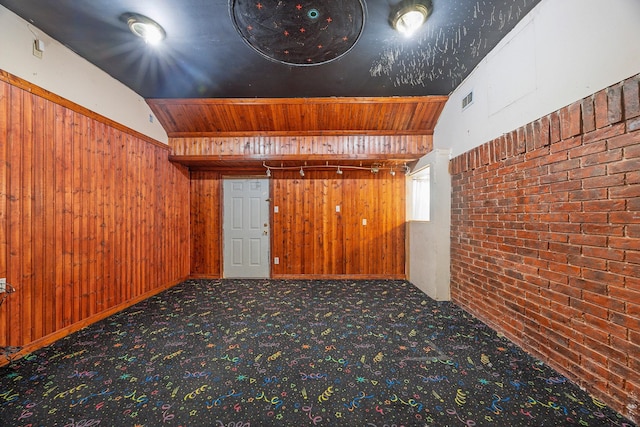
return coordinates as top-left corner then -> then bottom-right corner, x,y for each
411,166 -> 430,221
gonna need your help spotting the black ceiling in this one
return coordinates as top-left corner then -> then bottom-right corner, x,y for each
1,0 -> 541,99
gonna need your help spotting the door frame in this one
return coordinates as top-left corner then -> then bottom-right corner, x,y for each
221,175 -> 272,278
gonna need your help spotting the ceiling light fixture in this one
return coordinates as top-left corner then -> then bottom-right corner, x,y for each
390,0 -> 433,37
126,13 -> 166,45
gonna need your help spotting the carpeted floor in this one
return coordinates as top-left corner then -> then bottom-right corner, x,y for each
0,279 -> 635,426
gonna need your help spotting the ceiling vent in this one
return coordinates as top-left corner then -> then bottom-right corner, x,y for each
462,91 -> 473,110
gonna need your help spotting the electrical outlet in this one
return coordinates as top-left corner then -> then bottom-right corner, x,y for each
0,278 -> 6,293
274,257 -> 279,265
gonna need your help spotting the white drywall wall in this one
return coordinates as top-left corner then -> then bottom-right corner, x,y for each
435,0 -> 640,158
406,149 -> 451,301
0,6 -> 168,143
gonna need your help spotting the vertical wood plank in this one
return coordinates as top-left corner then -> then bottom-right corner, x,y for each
0,81 -> 8,347
8,85 -> 23,346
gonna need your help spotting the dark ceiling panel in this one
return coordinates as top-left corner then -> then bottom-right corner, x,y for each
0,0 -> 542,99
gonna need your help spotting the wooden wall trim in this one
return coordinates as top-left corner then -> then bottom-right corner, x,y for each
170,134 -> 433,158
0,70 -> 168,150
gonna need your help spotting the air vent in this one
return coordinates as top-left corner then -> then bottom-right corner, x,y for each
462,91 -> 473,110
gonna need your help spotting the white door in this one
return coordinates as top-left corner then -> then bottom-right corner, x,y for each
223,178 -> 270,278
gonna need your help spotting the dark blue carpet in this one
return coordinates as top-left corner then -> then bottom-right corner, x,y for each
0,279 -> 635,426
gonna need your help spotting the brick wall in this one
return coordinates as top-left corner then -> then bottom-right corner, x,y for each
449,73 -> 640,422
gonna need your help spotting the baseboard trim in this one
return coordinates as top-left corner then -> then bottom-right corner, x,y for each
0,276 -> 188,367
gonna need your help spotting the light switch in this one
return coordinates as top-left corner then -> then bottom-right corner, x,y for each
362,218 -> 367,226
274,257 -> 280,265
336,205 -> 341,212
274,206 -> 279,213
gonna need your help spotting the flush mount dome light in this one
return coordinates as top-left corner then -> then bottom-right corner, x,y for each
126,13 -> 166,45
390,0 -> 433,37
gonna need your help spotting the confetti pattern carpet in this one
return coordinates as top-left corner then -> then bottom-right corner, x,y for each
0,279 -> 635,427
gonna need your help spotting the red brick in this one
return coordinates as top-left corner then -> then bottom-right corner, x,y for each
594,89 -> 610,129
627,225 -> 640,238
581,223 -> 625,236
627,197 -> 640,211
569,339 -> 608,367
582,312 -> 629,340
548,180 -> 581,195
584,334 -> 628,360
560,101 -> 583,139
525,122 -> 537,152
610,311 -> 640,330
609,286 -> 640,307
629,170 -> 640,184
609,236 -> 640,251
569,139 -> 607,159
583,290 -> 626,312
583,122 -> 626,144
549,111 -> 561,143
622,73 -> 640,119
570,317 -> 610,343
569,276 -> 607,294
627,251 -> 640,265
539,268 -> 569,285
569,212 -> 608,223
608,261 -> 640,277
608,130 -> 640,150
569,253 -> 607,270
534,116 -> 551,149
607,83 -> 624,125
582,199 -> 625,211
609,158 -> 640,175
581,147 -> 624,166
583,174 -> 625,189
568,164 -> 606,180
540,250 -> 568,263
515,126 -> 527,154
629,116 -> 640,132
610,211 -> 640,223
629,301 -> 640,317
582,246 -> 625,262
582,95 -> 596,132
568,188 -> 607,201
610,185 -> 640,200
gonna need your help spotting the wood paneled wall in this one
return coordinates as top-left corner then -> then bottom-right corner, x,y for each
190,171 -> 222,276
272,170 -> 406,278
190,170 -> 406,278
0,74 -> 191,351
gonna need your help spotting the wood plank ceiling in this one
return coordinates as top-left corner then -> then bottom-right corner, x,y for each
147,96 -> 448,170
148,96 -> 448,136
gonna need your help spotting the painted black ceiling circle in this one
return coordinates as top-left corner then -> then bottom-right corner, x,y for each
230,0 -> 366,66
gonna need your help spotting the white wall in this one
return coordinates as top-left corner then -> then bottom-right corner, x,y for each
406,149 -> 451,300
435,0 -> 640,158
0,6 -> 168,143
